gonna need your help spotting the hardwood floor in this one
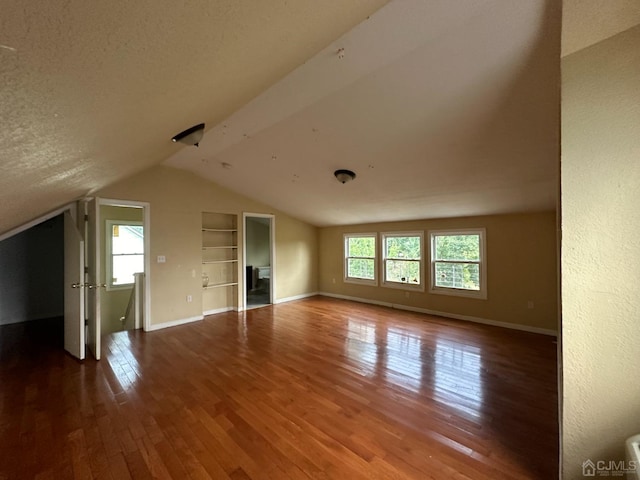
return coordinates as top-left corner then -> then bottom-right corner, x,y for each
0,297 -> 558,479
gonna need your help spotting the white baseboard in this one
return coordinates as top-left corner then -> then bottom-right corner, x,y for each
145,314 -> 203,332
203,307 -> 235,316
274,292 -> 319,305
318,292 -> 557,336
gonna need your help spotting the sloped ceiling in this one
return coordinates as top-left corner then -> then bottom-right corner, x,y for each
562,0 -> 640,57
3,1 -> 638,234
0,0 -> 387,235
166,0 -> 561,226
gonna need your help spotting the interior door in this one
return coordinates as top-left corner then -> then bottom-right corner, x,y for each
85,198 -> 101,360
63,211 -> 85,360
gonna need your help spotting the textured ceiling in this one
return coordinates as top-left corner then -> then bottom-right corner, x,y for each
2,1 -> 634,234
166,0 -> 561,226
0,0 -> 387,235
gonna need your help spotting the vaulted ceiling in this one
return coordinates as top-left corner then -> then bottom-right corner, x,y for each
0,0 -> 386,234
2,0 -> 639,233
166,0 -> 561,226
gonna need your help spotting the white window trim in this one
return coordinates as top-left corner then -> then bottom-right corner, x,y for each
381,231 -> 424,291
429,228 -> 487,299
343,233 -> 378,286
105,220 -> 144,291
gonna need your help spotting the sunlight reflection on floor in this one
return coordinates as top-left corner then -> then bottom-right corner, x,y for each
344,317 -> 484,417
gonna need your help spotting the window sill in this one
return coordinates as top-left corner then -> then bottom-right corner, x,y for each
381,281 -> 424,292
344,277 -> 377,287
429,286 -> 487,300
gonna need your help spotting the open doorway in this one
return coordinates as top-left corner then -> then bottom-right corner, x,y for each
0,214 -> 65,350
0,205 -> 85,359
0,198 -> 151,361
244,213 -> 275,309
96,199 -> 150,337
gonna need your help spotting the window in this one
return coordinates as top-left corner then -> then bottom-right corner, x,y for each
106,221 -> 144,289
381,232 -> 423,290
344,234 -> 377,285
429,229 -> 486,299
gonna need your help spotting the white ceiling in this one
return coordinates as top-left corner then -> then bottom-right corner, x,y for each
165,0 -> 561,226
2,0 -> 639,234
0,0 -> 386,235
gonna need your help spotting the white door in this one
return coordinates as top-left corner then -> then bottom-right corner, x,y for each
63,211 -> 85,360
85,198 -> 101,360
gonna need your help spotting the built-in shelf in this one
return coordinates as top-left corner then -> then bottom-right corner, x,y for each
203,282 -> 238,289
202,212 -> 238,312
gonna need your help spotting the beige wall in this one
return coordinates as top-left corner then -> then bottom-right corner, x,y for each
319,211 -> 558,332
561,25 -> 640,478
99,205 -> 143,334
96,165 -> 318,326
246,218 -> 270,267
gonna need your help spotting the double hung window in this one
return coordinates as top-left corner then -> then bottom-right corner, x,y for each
429,229 -> 486,298
106,221 -> 144,289
344,234 -> 377,285
381,232 -> 423,290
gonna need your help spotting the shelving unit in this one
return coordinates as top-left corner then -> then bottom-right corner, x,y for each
202,212 -> 238,313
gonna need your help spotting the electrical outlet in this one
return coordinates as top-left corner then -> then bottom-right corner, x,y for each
157,255 -> 166,263
332,278 -> 336,284
186,295 -> 192,303
527,300 -> 534,309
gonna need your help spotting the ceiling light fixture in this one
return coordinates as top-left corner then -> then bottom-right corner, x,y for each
172,123 -> 205,147
334,169 -> 356,184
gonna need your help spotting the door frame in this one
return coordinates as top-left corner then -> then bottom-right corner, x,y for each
242,212 -> 275,310
97,198 -> 151,331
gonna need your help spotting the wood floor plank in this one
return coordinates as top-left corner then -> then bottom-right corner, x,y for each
0,298 -> 558,479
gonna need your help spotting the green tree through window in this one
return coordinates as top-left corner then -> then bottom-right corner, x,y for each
430,229 -> 486,298
382,232 -> 423,288
344,234 -> 376,284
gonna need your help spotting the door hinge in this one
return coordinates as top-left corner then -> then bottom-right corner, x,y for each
84,266 -> 89,274
84,214 -> 89,222
85,319 -> 88,326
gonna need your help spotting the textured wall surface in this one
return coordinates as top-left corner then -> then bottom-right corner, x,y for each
561,25 -> 640,478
